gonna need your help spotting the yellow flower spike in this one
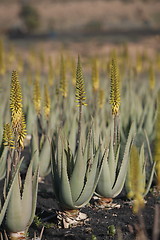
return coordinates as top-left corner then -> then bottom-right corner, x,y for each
33,74 -> 41,115
92,58 -> 99,92
110,55 -> 120,116
149,62 -> 155,90
10,70 -> 26,149
136,52 -> 143,74
10,71 -> 23,130
127,145 -> 145,214
3,123 -> 14,148
156,52 -> 160,70
44,84 -> 51,120
59,55 -> 67,98
75,55 -> 87,148
71,57 -> 76,86
75,55 -> 87,107
17,113 -> 27,149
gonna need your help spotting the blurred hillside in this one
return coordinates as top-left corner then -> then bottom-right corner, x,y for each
0,0 -> 160,36
0,0 -> 159,57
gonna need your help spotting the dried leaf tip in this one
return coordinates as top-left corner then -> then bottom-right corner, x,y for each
75,55 -> 87,107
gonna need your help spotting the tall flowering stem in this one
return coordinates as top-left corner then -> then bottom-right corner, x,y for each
59,55 -> 67,98
33,73 -> 41,116
9,70 -> 26,166
75,55 -> 87,149
33,71 -> 44,134
44,84 -> 51,124
110,54 -> 121,146
59,55 -> 67,126
92,58 -> 99,114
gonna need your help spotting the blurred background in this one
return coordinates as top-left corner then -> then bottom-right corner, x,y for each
0,0 -> 160,56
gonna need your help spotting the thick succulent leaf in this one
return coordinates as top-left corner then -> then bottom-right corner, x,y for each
5,157 -> 39,232
83,129 -> 93,165
49,107 -> 59,131
111,122 -> 135,197
31,127 -> 39,173
75,148 -> 106,207
5,172 -> 24,232
59,153 -> 74,209
138,101 -> 149,132
26,101 -> 37,135
115,146 -> 120,170
0,148 -> 8,180
108,142 -> 115,186
144,130 -> 153,164
0,159 -> 23,225
27,166 -> 39,228
51,138 -> 61,199
96,154 -> 113,197
144,161 -> 156,196
21,159 -> 33,227
93,119 -> 101,149
70,141 -> 86,202
39,133 -> 52,177
56,134 -> 64,179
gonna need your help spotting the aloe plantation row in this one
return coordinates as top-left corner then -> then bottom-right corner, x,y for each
0,40 -> 160,239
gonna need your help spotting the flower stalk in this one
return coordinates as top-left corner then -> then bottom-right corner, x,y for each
75,55 -> 87,149
109,54 -> 120,147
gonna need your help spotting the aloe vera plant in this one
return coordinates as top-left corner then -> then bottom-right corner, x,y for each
0,70 -> 39,239
0,158 -> 23,226
51,130 -> 106,210
96,121 -> 135,198
4,158 -> 39,239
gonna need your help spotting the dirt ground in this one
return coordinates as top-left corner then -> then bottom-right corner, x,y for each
28,175 -> 160,240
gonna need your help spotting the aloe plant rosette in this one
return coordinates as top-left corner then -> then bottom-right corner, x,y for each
0,70 -> 39,239
5,159 -> 39,239
51,131 -> 106,210
96,122 -> 135,199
